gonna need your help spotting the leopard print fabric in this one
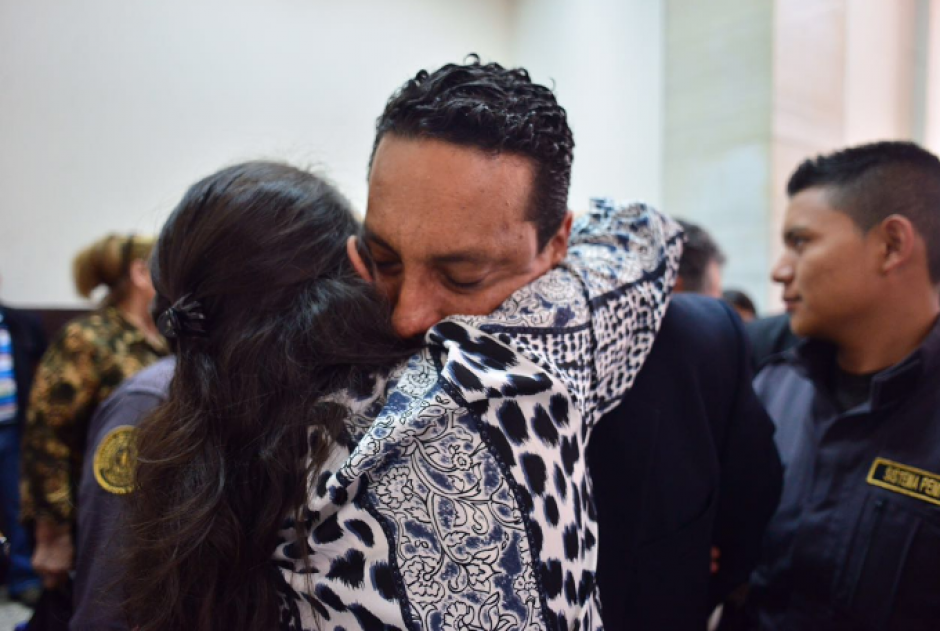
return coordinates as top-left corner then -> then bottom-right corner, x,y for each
274,200 -> 682,630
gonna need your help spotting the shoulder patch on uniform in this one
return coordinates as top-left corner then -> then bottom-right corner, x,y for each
93,425 -> 138,495
867,457 -> 940,507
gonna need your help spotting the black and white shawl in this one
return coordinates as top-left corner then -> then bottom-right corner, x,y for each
274,199 -> 683,630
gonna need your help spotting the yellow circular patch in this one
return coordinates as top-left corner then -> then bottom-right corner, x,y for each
93,426 -> 138,495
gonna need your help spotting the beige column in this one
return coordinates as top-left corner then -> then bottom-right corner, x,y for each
663,0 -> 774,309
924,0 -> 940,153
770,0 -> 918,308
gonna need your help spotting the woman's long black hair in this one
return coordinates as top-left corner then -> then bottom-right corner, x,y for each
124,162 -> 409,631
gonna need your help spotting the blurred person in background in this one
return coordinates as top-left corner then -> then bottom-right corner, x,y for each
20,234 -> 166,621
675,218 -> 726,298
723,289 -> 757,323
0,283 -> 47,607
745,141 -> 940,630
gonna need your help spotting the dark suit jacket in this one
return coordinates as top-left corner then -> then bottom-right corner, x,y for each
745,313 -> 799,371
1,305 -> 47,427
589,294 -> 782,630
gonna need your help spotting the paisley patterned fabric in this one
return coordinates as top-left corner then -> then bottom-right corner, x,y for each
274,200 -> 683,630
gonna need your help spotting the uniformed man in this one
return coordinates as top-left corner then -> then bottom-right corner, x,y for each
746,141 -> 940,630
71,356 -> 174,631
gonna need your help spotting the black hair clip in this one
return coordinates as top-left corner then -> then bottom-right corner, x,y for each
157,294 -> 208,340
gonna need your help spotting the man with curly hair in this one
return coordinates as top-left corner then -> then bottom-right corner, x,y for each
348,57 -> 782,630
351,57 -> 576,341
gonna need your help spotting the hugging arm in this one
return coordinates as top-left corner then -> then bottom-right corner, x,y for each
444,199 -> 683,423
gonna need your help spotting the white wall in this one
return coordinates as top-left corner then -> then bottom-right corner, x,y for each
2,0 -> 669,306
6,0 -> 934,313
511,0 -> 664,213
663,0 -> 774,311
0,0 -> 515,306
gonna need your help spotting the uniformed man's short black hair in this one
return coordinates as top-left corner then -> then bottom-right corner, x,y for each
787,141 -> 940,281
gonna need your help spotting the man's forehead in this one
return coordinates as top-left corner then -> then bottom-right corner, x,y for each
368,137 -> 533,214
366,141 -> 538,252
370,134 -> 534,178
365,194 -> 526,230
364,221 -> 523,264
785,190 -> 863,239
787,188 -> 833,219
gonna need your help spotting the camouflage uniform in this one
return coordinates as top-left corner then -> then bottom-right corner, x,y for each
20,307 -> 167,526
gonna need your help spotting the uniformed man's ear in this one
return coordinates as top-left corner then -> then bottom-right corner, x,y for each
347,236 -> 374,283
879,215 -> 918,274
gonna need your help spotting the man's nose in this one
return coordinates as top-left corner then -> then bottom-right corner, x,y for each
391,279 -> 443,340
771,255 -> 794,285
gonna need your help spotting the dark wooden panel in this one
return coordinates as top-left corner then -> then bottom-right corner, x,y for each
35,308 -> 91,342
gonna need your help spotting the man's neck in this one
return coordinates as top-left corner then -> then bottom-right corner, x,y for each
836,294 -> 940,375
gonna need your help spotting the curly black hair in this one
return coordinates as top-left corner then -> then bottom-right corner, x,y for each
372,55 -> 574,249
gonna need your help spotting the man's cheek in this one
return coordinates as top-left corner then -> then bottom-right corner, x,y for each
464,287 -> 513,316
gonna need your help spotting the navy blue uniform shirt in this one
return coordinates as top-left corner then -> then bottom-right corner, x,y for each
72,357 -> 174,631
750,317 -> 940,631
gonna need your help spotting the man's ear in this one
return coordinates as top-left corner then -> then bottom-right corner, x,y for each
878,215 -> 918,274
347,236 -> 374,283
547,212 -> 575,266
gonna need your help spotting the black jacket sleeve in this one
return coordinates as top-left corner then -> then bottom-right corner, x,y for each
589,294 -> 782,631
709,301 -> 783,607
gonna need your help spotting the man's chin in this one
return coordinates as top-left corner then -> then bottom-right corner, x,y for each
787,311 -> 818,340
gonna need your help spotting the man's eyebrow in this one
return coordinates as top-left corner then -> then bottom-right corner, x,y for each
363,228 -> 499,265
430,250 -> 493,265
362,229 -> 398,254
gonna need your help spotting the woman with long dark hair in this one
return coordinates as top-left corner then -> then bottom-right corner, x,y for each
125,161 -> 682,631
125,162 -> 409,631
